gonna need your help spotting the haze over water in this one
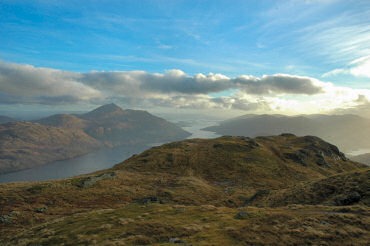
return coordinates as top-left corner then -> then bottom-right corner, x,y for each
0,120 -> 220,183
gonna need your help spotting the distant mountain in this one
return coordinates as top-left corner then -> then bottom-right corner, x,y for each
350,153 -> 370,166
0,135 -> 368,245
35,114 -> 88,129
203,114 -> 370,152
0,104 -> 190,174
78,103 -> 124,120
0,115 -> 15,124
0,122 -> 101,174
36,103 -> 191,146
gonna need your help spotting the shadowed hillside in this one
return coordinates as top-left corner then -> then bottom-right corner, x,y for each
203,114 -> 370,152
0,122 -> 102,174
35,114 -> 88,129
0,135 -> 368,245
0,116 -> 15,124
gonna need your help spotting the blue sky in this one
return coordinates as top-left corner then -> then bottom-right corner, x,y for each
0,0 -> 370,117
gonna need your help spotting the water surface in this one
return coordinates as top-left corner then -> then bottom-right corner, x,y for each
0,145 -> 148,183
0,120 -> 221,183
346,148 -> 370,156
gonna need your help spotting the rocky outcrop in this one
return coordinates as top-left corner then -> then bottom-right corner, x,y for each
73,171 -> 116,188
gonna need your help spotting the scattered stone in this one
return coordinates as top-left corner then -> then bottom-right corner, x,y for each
235,211 -> 249,220
0,214 -> 12,224
34,206 -> 48,213
320,220 -> 330,225
248,139 -> 260,148
169,238 -> 186,244
75,171 -> 116,188
9,211 -> 20,216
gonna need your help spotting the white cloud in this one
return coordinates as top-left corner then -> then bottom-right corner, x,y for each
1,60 -> 370,115
0,61 -> 102,104
323,55 -> 370,78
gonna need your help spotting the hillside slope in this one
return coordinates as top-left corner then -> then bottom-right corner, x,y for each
203,114 -> 370,152
35,114 -> 88,129
37,103 -> 191,146
0,122 -> 102,174
115,135 -> 363,188
0,135 -> 368,245
0,115 -> 15,124
246,169 -> 370,207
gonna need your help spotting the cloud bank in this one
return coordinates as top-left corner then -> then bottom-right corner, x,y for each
0,60 -> 369,114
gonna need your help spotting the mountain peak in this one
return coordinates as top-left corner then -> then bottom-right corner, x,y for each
95,103 -> 122,112
80,103 -> 124,119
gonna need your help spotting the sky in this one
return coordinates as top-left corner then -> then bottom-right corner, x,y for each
0,0 -> 370,118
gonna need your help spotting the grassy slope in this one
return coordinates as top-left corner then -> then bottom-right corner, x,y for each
0,135 -> 369,245
3,204 -> 369,246
247,169 -> 370,207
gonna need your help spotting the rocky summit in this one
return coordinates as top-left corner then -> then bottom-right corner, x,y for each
0,135 -> 369,245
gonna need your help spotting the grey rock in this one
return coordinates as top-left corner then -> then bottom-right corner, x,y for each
320,220 -> 330,225
76,171 -> 116,188
34,206 -> 48,213
0,214 -> 12,224
235,211 -> 249,219
169,238 -> 186,244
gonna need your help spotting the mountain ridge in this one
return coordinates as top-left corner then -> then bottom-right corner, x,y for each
203,114 -> 370,152
36,103 -> 191,146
